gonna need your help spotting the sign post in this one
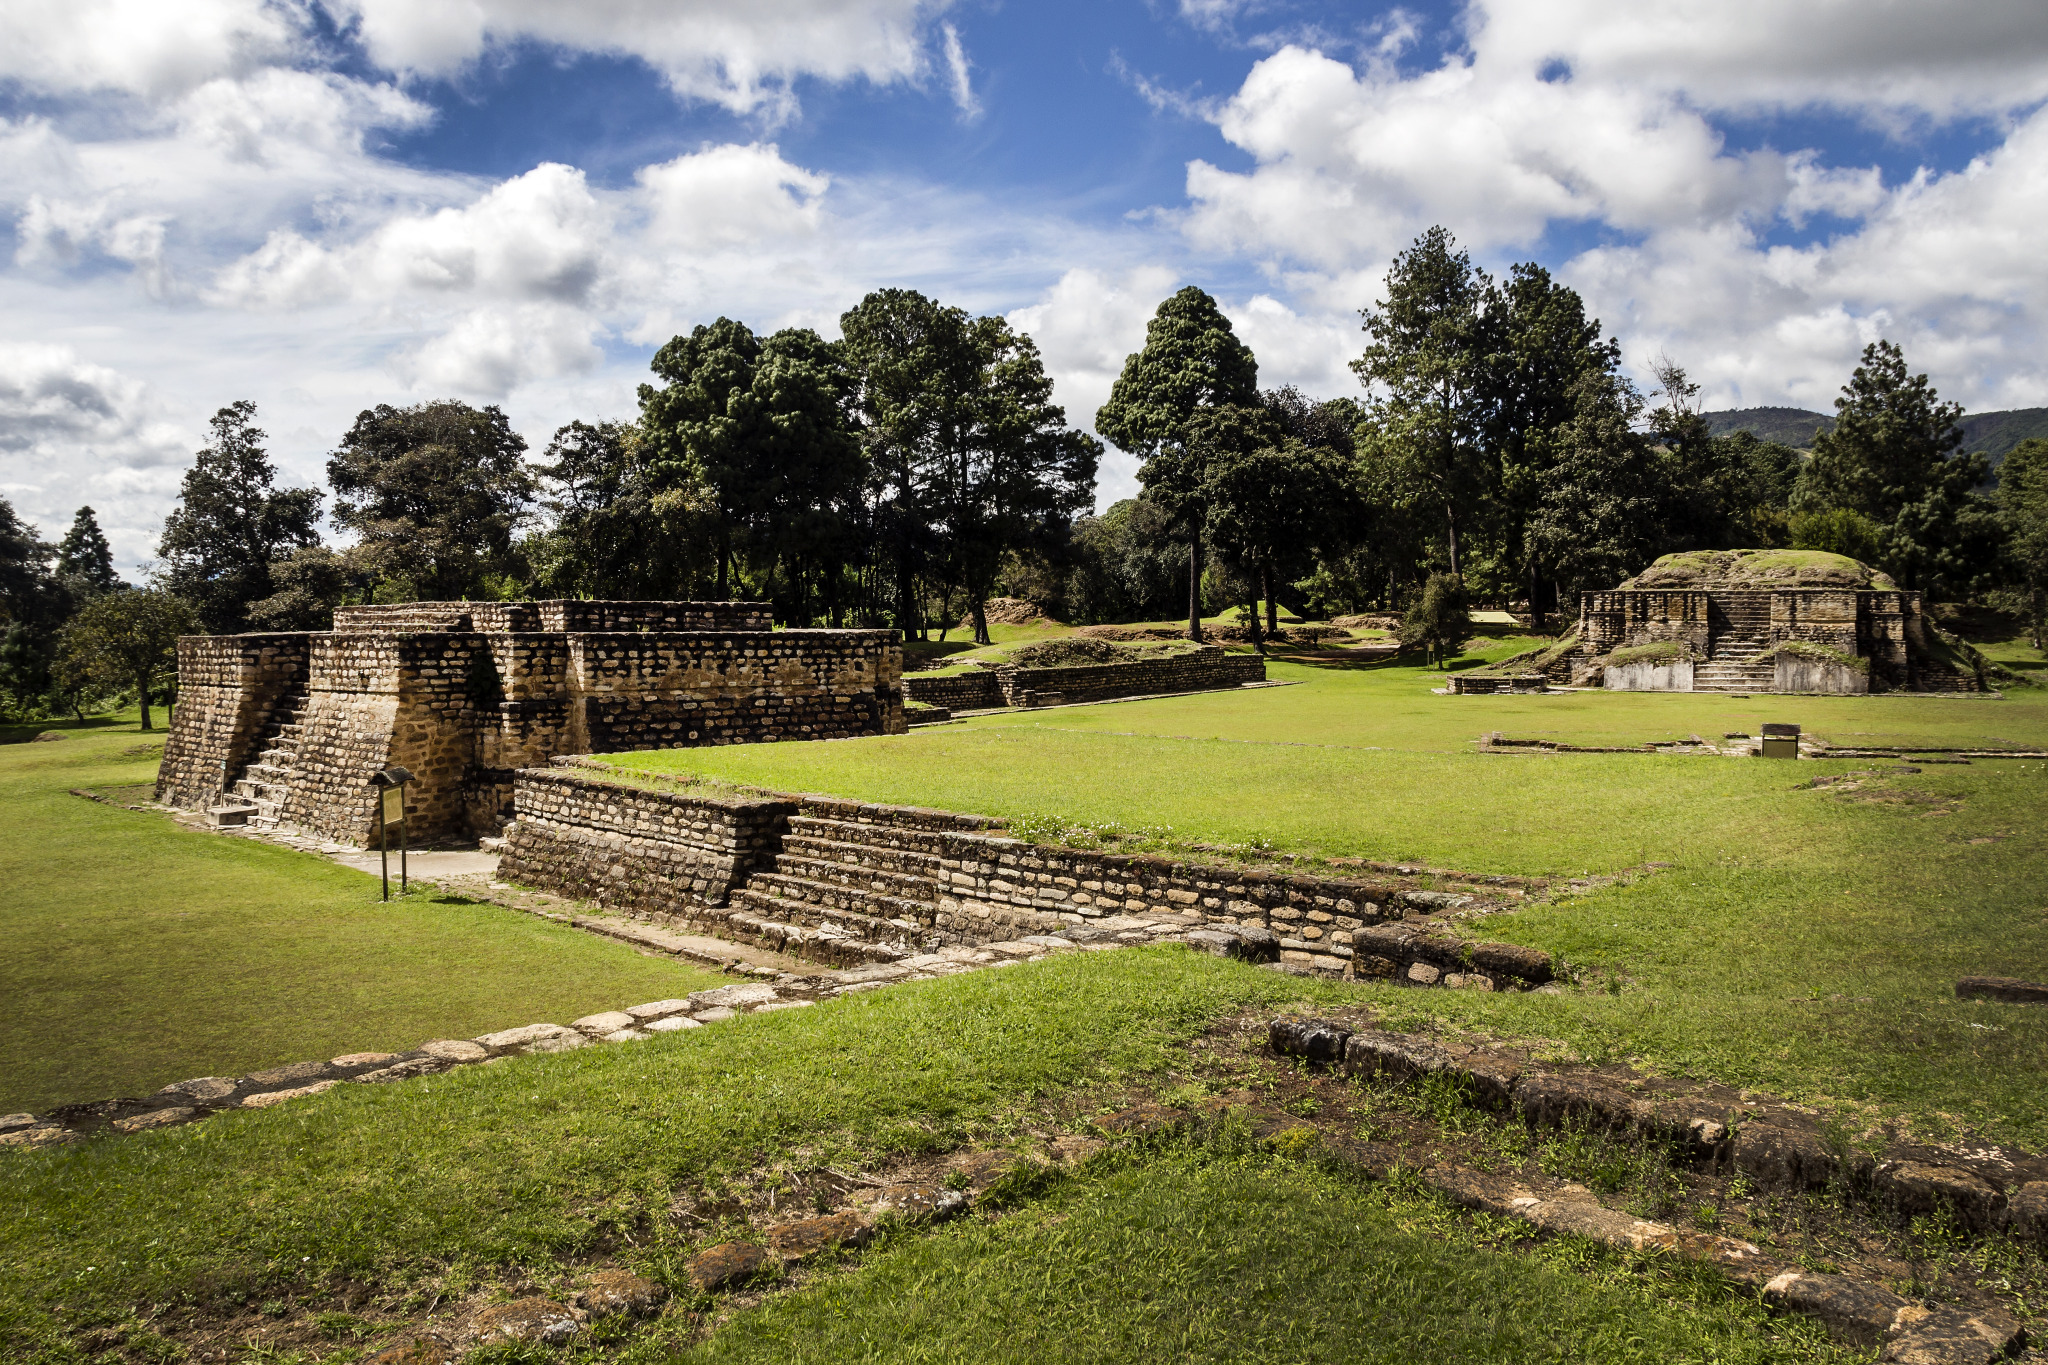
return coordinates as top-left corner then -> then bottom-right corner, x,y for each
368,766 -> 415,901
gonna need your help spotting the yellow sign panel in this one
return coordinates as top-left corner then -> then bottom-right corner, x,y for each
381,785 -> 405,824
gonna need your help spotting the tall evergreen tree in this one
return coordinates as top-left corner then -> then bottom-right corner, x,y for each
1487,264 -> 1620,623
1797,340 -> 1999,595
327,400 -> 533,602
158,402 -> 323,632
1095,286 -> 1260,640
1353,227 -> 1492,579
0,498 -> 62,713
55,507 -> 124,596
1528,370 -> 1663,602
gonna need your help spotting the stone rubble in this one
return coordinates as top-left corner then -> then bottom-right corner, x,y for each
1269,1016 -> 2041,1363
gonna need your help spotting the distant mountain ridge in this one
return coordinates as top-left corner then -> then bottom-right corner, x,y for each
1703,406 -> 2048,465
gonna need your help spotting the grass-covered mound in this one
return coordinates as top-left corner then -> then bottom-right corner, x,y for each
1626,549 -> 1898,591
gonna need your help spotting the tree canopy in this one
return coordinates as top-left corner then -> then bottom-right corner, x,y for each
158,402 -> 323,632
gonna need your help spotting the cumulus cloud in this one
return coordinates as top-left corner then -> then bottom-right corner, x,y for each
326,0 -> 951,118
0,0 -> 303,98
1170,2 -> 2048,411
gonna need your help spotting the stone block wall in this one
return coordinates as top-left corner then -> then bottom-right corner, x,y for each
154,635 -> 309,809
1579,591 -> 1710,659
996,647 -> 1264,707
159,603 -> 906,846
903,648 -> 1265,712
501,769 -> 1555,987
499,769 -> 794,909
902,670 -> 1003,710
574,630 -> 904,749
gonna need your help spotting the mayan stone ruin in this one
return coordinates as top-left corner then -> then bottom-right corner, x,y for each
154,600 -> 904,845
1560,550 -> 1983,694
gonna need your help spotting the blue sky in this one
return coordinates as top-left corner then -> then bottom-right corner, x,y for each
2,0 -> 2046,570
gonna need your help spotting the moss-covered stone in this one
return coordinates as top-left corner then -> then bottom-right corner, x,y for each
1625,549 -> 1898,592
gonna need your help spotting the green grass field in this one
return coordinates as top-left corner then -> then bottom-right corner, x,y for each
620,639 -> 2048,1149
0,718 -> 724,1114
0,951 -> 1853,1365
2,630 -> 2043,1363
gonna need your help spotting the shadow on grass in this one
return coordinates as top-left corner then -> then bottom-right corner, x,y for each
0,714 -> 130,745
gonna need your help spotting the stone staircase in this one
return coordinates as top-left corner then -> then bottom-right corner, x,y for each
219,691 -> 310,831
720,813 -> 993,967
1691,646 -> 1776,692
1696,595 -> 1777,692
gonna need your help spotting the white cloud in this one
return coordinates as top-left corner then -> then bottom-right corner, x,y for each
0,0 -> 303,98
327,0 -> 951,118
1170,3 -> 2048,414
939,23 -> 980,121
1477,0 -> 2048,116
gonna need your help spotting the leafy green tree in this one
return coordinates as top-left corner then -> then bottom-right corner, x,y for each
55,507 -> 124,597
1065,497 -> 1189,625
1788,507 -> 1885,565
840,289 -> 984,639
1095,286 -> 1260,640
744,328 -> 869,626
528,419 -> 715,602
640,318 -> 770,599
1529,370 -> 1663,603
940,317 -> 1099,644
327,400 -> 534,602
1353,227 -> 1492,580
1648,362 -> 1801,552
58,589 -> 194,730
158,403 -> 323,633
1399,571 -> 1470,668
1197,406 -> 1350,651
1797,341 -> 1998,595
1995,438 -> 2048,649
245,546 -> 358,632
1486,263 -> 1621,624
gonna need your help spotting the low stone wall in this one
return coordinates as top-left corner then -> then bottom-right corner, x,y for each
1774,654 -> 1869,694
902,670 -> 1002,710
154,635 -> 309,809
499,769 -> 793,909
1446,673 -> 1547,695
501,769 -> 1555,987
1603,659 -> 1694,691
997,647 -> 1265,707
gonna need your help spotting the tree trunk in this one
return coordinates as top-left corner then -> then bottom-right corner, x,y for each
1186,532 -> 1204,642
1263,562 -> 1277,637
971,598 -> 990,646
716,525 -> 730,600
1247,583 -> 1266,656
1527,558 -> 1544,633
1444,505 -> 1461,579
897,558 -> 920,643
135,670 -> 152,731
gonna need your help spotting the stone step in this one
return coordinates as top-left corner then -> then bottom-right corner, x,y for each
768,851 -> 948,905
206,803 -> 258,828
722,896 -> 914,968
780,830 -> 996,885
786,814 -> 1013,863
735,880 -> 935,938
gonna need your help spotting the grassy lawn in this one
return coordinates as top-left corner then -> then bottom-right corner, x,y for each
0,716 -> 725,1114
685,1151 -> 1849,1365
0,950 -> 1850,1364
617,642 -> 2048,1149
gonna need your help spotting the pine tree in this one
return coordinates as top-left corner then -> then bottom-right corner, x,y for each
56,507 -> 124,596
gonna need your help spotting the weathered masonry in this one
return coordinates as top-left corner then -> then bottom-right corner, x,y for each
155,601 -> 904,845
499,765 -> 1555,988
1561,550 -> 1982,693
903,646 -> 1265,711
